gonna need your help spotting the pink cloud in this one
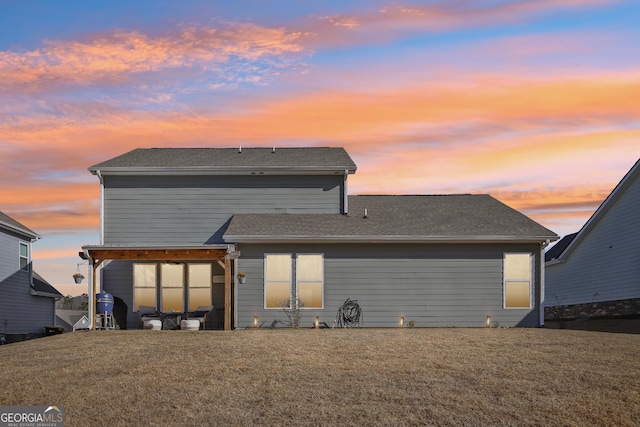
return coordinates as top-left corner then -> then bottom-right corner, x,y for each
0,23 -> 306,94
306,0 -> 616,47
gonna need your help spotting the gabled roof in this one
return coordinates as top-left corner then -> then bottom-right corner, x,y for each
224,194 -> 558,243
544,232 -> 577,262
31,271 -> 63,299
546,158 -> 640,263
89,147 -> 357,175
0,210 -> 39,239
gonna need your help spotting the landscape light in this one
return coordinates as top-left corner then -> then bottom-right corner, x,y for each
486,316 -> 491,328
399,316 -> 404,328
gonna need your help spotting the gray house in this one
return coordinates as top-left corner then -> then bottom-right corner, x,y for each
545,158 -> 640,320
81,147 -> 558,329
0,211 -> 62,337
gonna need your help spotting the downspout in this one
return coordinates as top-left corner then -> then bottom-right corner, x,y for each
539,239 -> 550,327
93,170 -> 104,330
96,170 -> 104,245
343,170 -> 349,214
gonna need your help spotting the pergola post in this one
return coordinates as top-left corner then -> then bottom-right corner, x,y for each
224,255 -> 231,331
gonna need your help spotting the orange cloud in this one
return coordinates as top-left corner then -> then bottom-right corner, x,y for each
0,23 -> 306,93
0,184 -> 99,232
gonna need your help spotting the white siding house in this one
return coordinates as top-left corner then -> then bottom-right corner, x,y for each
545,159 -> 640,319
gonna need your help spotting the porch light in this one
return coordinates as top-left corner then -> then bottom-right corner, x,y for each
486,316 -> 491,328
399,316 -> 404,328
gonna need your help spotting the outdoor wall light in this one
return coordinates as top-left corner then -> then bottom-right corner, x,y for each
399,316 -> 405,328
486,316 -> 491,328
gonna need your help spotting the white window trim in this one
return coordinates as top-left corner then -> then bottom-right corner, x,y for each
503,252 -> 533,309
295,253 -> 324,310
19,241 -> 30,272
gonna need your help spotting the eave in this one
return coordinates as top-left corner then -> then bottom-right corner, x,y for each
0,220 -> 40,240
89,166 -> 357,176
224,234 -> 558,244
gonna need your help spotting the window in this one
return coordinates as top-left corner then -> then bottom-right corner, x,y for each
264,253 -> 325,309
264,254 -> 292,309
188,264 -> 212,310
133,264 -> 156,310
19,242 -> 30,271
504,253 -> 532,308
161,263 -> 184,312
297,254 -> 323,309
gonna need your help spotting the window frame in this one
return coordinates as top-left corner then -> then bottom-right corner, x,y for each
295,253 -> 324,310
133,263 -> 158,311
503,252 -> 533,309
264,253 -> 293,309
187,263 -> 213,311
19,241 -> 30,272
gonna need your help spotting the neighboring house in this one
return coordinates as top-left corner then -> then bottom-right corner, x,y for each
545,159 -> 640,320
56,310 -> 90,332
0,211 -> 62,336
80,147 -> 558,329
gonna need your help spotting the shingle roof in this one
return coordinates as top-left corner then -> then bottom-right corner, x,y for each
32,271 -> 63,298
89,147 -> 357,172
224,195 -> 558,242
544,232 -> 577,262
0,210 -> 39,239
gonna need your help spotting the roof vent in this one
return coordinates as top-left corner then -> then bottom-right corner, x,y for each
363,208 -> 368,219
272,146 -> 276,153
238,146 -> 242,153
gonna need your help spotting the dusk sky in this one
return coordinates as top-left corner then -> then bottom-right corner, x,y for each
1,0 -> 639,296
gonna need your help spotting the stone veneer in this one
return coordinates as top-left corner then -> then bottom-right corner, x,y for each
545,298 -> 640,321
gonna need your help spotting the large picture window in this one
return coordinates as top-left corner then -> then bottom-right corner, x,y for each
504,253 -> 532,309
297,254 -> 323,309
264,254 -> 292,309
264,253 -> 324,309
19,242 -> 29,271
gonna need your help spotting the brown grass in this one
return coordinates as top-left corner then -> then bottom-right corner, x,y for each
1,329 -> 638,426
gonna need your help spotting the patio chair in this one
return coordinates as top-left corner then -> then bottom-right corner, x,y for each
191,306 -> 214,330
137,305 -> 158,329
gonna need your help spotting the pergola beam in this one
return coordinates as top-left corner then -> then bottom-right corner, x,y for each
88,248 -> 228,261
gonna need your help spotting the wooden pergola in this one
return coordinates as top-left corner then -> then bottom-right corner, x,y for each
81,246 -> 234,331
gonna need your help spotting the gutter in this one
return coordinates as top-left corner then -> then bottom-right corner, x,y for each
223,234 -> 560,244
0,221 -> 40,241
90,166 -> 358,176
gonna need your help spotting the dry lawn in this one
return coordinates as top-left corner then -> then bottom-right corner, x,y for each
0,328 -> 638,426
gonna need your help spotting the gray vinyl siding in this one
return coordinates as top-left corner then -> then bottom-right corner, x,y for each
103,175 -> 344,245
546,172 -> 640,307
0,230 -> 55,334
235,243 -> 542,328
